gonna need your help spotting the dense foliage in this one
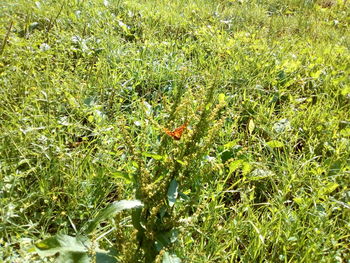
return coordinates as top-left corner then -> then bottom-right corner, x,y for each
1,0 -> 349,262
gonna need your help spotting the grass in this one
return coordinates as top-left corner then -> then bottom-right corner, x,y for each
0,0 -> 349,262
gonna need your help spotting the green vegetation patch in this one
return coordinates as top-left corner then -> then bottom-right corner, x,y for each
0,0 -> 349,262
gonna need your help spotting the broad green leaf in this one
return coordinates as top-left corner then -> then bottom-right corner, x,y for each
86,200 -> 143,233
155,229 -> 179,251
340,128 -> 350,137
205,103 -> 212,110
96,249 -> 118,263
35,234 -> 89,257
266,140 -> 284,148
132,161 -> 139,168
319,182 -> 339,196
142,152 -> 164,160
229,159 -> 244,175
167,179 -> 178,207
111,171 -> 134,183
87,115 -> 94,123
56,251 -> 89,263
293,197 -> 304,205
220,150 -> 234,163
218,93 -> 225,104
224,140 -> 239,149
310,70 -> 322,79
67,93 -> 79,108
341,86 -> 350,96
162,252 -> 181,263
35,234 -> 117,263
242,162 -> 253,176
84,96 -> 96,107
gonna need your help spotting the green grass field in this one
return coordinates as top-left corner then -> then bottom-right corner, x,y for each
1,0 -> 349,262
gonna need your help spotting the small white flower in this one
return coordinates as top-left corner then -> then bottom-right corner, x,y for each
39,43 -> 50,51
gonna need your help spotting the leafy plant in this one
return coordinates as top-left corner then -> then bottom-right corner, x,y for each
1,0 -> 349,262
35,200 -> 143,262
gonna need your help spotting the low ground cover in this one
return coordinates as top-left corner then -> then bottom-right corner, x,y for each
0,0 -> 349,262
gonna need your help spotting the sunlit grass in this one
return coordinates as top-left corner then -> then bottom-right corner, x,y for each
0,0 -> 349,262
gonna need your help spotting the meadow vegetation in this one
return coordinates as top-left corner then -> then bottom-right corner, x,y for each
0,0 -> 349,262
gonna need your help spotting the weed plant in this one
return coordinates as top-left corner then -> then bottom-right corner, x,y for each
0,0 -> 349,262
